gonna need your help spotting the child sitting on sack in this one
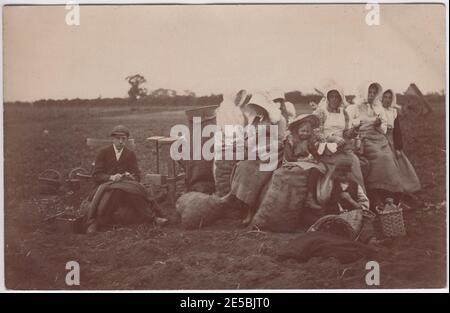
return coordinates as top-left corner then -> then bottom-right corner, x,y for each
283,114 -> 326,210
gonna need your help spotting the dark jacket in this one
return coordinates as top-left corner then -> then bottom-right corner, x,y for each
92,145 -> 141,185
326,179 -> 359,215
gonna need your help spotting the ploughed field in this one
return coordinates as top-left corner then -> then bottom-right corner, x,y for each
3,102 -> 447,289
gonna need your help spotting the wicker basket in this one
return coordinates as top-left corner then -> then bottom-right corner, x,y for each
307,210 -> 364,241
376,205 -> 406,237
38,169 -> 62,195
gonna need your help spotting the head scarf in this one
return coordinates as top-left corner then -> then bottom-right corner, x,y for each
316,82 -> 349,112
243,91 -> 282,125
284,101 -> 296,123
382,88 -> 402,110
215,92 -> 246,129
381,88 -> 401,127
357,81 -> 383,106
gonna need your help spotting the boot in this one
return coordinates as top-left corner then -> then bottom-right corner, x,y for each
86,221 -> 98,235
242,207 -> 254,226
305,192 -> 322,211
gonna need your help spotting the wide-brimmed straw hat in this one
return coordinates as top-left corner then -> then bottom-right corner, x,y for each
287,114 -> 320,131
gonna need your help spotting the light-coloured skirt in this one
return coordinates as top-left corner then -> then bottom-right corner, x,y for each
386,129 -> 421,193
360,129 -> 404,192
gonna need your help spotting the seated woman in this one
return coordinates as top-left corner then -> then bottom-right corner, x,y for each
213,89 -> 251,197
312,83 -> 365,206
381,89 -> 421,194
347,82 -> 404,208
220,92 -> 285,225
250,114 -> 326,232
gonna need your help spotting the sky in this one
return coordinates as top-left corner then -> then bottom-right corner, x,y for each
3,4 -> 447,102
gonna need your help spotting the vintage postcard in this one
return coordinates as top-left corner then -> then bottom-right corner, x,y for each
1,1 -> 448,296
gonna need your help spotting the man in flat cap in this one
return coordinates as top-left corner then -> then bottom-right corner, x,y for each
92,125 -> 139,184
84,125 -> 166,234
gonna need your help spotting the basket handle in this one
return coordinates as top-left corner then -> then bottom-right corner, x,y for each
38,169 -> 62,183
68,167 -> 89,180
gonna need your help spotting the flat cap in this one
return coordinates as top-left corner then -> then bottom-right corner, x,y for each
110,125 -> 130,137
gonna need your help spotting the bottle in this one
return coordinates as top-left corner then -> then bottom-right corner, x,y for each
384,197 -> 397,212
354,135 -> 361,152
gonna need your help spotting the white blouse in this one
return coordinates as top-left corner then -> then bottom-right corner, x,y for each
347,102 -> 387,134
323,110 -> 347,139
384,107 -> 398,129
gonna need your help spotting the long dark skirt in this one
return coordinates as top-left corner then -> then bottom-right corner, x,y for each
386,130 -> 421,193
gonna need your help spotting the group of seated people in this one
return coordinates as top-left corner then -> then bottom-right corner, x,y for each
212,81 -> 420,239
83,81 -> 421,240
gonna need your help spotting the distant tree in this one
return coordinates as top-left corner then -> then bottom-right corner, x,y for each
125,74 -> 148,101
184,90 -> 196,97
151,88 -> 177,98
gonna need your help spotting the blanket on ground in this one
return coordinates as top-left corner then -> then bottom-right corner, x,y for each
275,232 -> 376,263
84,180 -> 153,229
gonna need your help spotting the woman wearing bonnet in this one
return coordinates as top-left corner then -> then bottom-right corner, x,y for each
346,82 -> 404,208
311,83 -> 365,208
381,88 -> 421,194
219,91 -> 285,225
213,90 -> 251,197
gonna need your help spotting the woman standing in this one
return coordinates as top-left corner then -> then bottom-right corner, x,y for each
312,83 -> 365,206
347,82 -> 404,207
381,89 -> 421,193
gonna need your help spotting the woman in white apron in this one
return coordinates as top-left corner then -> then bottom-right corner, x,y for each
347,82 -> 404,208
312,83 -> 365,206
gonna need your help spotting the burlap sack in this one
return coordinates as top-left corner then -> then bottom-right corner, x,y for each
251,166 -> 309,232
176,192 -> 225,230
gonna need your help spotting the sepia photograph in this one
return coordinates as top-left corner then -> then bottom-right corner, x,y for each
1,1 -> 448,294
